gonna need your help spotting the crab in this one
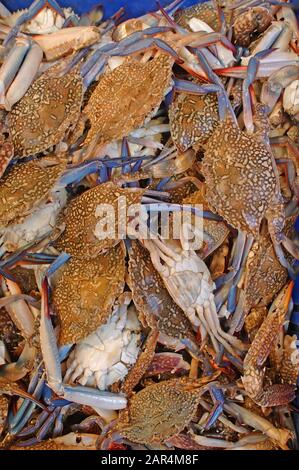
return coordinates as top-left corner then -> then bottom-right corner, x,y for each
51,242 -> 126,346
232,6 -> 273,47
63,292 -> 142,391
53,182 -> 145,259
127,240 -> 200,358
9,66 -> 83,157
169,83 -> 219,153
174,1 -> 222,32
0,158 -> 67,253
142,236 -> 245,356
83,53 -> 173,147
111,376 -> 218,448
202,104 -> 285,243
241,231 -> 289,318
1,0 -> 79,35
242,282 -> 299,407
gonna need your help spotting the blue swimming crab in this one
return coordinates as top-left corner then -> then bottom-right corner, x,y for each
242,282 -> 299,407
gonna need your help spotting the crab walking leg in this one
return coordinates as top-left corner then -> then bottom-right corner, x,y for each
40,254 -> 127,410
0,37 -> 30,105
5,43 -> 43,111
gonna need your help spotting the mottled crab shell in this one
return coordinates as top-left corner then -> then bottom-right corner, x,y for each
0,137 -> 14,179
84,54 -> 173,146
174,2 -> 221,32
117,378 -> 202,445
0,160 -> 65,228
233,7 -> 273,47
54,182 -> 145,258
128,241 -> 199,353
203,116 -> 277,236
243,234 -> 288,313
169,91 -> 219,153
9,68 -> 83,157
52,242 -> 126,345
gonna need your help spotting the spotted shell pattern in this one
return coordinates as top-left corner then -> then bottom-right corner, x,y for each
169,91 -> 219,152
84,55 -> 173,146
52,242 -> 126,345
9,69 -> 83,157
203,116 -> 277,235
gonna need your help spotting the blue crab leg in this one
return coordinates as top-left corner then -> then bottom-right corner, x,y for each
157,1 -> 185,33
165,0 -> 186,14
215,231 -> 247,289
9,366 -> 43,427
113,37 -> 181,61
53,404 -> 77,437
42,384 -> 71,407
121,138 -> 131,176
15,407 -> 52,438
62,15 -> 79,28
82,55 -> 108,89
10,376 -> 46,436
40,255 -> 127,410
173,78 -> 232,122
242,49 -> 275,133
204,386 -> 225,430
0,266 -> 17,282
0,38 -> 31,105
3,0 -> 65,46
273,242 -> 297,280
36,407 -> 61,441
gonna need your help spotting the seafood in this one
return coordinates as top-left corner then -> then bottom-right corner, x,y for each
52,243 -> 126,345
9,67 -> 83,157
0,0 -> 298,452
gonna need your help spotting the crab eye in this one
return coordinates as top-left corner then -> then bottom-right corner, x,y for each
76,436 -> 82,444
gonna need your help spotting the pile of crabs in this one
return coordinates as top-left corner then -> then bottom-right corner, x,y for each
0,0 -> 298,451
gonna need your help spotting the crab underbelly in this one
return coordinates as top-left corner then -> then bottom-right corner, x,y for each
64,304 -> 141,391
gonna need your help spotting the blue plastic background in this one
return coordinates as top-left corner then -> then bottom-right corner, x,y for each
2,0 -> 200,18
3,0 -> 299,303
